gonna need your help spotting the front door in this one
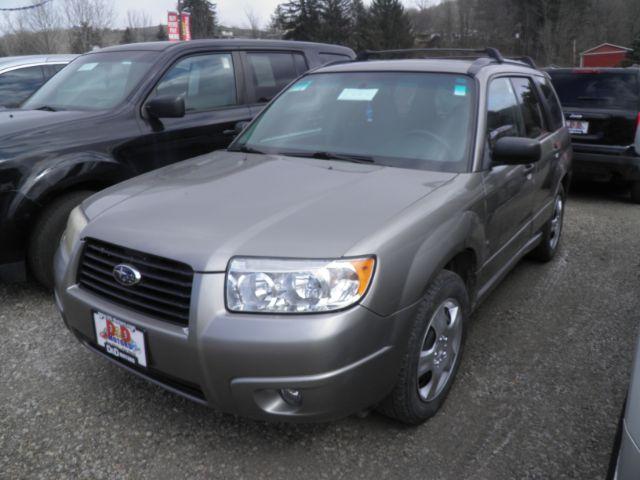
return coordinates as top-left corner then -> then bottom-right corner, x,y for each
479,76 -> 537,289
131,51 -> 252,174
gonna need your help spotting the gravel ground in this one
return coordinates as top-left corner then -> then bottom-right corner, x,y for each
2,187 -> 640,480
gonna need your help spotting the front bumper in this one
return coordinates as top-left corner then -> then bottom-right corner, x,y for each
572,144 -> 640,182
54,242 -> 414,422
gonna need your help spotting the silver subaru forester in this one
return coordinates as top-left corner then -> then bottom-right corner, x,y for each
54,49 -> 574,424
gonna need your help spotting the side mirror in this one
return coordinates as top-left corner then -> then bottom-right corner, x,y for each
223,121 -> 250,137
145,95 -> 185,119
492,137 -> 542,166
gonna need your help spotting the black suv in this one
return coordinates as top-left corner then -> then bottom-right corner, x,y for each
547,67 -> 640,202
0,40 -> 355,287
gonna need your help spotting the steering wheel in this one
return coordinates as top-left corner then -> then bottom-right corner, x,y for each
402,129 -> 453,161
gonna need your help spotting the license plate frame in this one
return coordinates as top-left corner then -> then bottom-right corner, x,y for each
93,311 -> 148,368
568,120 -> 589,135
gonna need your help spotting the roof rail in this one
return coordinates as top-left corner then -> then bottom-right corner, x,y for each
357,47 -> 506,64
507,56 -> 537,69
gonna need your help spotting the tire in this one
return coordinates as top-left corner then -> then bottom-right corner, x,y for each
28,190 -> 94,290
529,185 -> 565,262
377,270 -> 469,425
631,182 -> 640,204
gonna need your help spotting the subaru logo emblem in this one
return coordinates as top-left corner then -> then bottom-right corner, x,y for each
113,264 -> 142,287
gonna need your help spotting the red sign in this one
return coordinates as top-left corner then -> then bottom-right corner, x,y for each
167,11 -> 180,41
180,12 -> 191,41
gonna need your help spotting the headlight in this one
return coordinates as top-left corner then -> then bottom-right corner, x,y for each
226,257 -> 375,313
62,206 -> 88,255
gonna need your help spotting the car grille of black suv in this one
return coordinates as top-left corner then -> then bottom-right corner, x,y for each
78,239 -> 194,326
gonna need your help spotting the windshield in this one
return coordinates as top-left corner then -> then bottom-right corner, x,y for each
548,71 -> 639,110
233,72 -> 476,172
22,51 -> 158,111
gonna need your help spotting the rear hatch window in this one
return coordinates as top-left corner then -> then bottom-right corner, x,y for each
548,70 -> 639,146
548,70 -> 639,110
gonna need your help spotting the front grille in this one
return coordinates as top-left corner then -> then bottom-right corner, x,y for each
78,238 -> 194,326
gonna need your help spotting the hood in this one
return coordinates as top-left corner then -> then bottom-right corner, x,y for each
0,109 -> 98,137
83,151 -> 457,271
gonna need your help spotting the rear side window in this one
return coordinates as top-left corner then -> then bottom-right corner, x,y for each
246,52 -> 306,103
535,76 -> 564,130
0,65 -> 45,108
486,77 -> 521,140
151,53 -> 237,112
511,77 -> 547,138
548,71 -> 640,110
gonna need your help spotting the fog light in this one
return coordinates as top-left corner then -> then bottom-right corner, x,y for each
280,388 -> 303,406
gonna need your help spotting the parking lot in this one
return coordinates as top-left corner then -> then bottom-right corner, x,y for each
1,186 -> 639,480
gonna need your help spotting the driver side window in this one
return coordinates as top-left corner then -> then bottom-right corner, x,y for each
150,53 -> 237,113
486,77 -> 522,143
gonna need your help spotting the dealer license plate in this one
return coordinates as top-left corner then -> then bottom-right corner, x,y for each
568,120 -> 589,135
94,312 -> 148,368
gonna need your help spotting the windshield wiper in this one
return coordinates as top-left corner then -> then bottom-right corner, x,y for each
282,151 -> 376,164
34,105 -> 59,112
228,145 -> 267,155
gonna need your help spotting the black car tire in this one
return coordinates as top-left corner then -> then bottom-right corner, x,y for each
377,270 -> 469,425
530,185 -> 565,262
631,182 -> 640,204
28,191 -> 94,290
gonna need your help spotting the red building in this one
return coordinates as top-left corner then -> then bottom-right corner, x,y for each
580,43 -> 632,67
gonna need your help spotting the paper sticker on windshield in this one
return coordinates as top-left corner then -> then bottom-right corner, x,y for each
338,88 -> 379,102
78,63 -> 98,72
221,56 -> 231,69
454,85 -> 467,97
290,80 -> 312,92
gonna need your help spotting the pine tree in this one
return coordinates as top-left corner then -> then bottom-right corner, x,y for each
369,0 -> 414,49
121,27 -> 135,45
319,0 -> 352,45
349,0 -> 372,51
156,24 -> 169,41
177,0 -> 218,39
278,0 -> 322,41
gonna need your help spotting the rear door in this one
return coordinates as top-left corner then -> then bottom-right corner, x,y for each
242,50 -> 309,117
134,51 -> 252,170
548,70 -> 639,148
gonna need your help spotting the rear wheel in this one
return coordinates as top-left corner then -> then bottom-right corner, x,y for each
377,270 -> 469,425
28,191 -> 94,290
529,186 -> 565,262
631,182 -> 640,204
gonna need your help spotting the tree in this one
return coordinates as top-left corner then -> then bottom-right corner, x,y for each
349,0 -> 371,50
127,9 -> 153,42
156,24 -> 169,41
245,7 -> 262,38
276,0 -> 322,41
319,0 -> 351,45
177,0 -> 217,39
120,27 -> 134,45
369,0 -> 414,49
64,0 -> 115,52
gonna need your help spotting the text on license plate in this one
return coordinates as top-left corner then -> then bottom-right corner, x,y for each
94,312 -> 148,367
568,120 -> 589,135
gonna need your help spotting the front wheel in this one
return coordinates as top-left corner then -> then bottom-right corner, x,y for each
28,190 -> 94,290
529,186 -> 565,262
377,270 -> 469,425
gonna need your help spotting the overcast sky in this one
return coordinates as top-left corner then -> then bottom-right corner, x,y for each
110,0 -> 423,30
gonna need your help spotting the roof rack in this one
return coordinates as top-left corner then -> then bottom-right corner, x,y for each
357,47 -> 506,63
355,48 -> 540,76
